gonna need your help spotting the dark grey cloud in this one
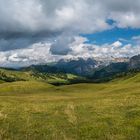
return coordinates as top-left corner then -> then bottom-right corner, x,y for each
1,0 -> 140,34
0,30 -> 60,51
50,32 -> 75,55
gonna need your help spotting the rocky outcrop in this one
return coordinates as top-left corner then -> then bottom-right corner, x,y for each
129,55 -> 140,69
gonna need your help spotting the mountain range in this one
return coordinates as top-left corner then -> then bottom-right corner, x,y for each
22,54 -> 140,75
0,54 -> 140,85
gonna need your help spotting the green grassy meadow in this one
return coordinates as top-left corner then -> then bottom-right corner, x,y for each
0,72 -> 140,139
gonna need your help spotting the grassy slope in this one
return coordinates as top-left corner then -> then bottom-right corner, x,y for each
0,73 -> 140,139
0,68 -> 86,85
0,68 -> 35,82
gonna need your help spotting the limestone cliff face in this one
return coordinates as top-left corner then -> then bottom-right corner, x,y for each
55,58 -> 98,76
129,55 -> 140,69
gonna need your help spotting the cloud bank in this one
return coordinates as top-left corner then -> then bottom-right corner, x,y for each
0,37 -> 140,67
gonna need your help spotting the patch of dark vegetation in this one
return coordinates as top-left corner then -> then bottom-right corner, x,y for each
0,70 -> 26,82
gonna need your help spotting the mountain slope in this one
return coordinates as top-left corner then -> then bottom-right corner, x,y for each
129,54 -> 140,69
89,62 -> 129,82
55,58 -> 99,76
21,58 -> 99,76
0,68 -> 87,85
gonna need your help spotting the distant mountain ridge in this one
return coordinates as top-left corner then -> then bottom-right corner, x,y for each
54,58 -> 100,76
21,58 -> 101,76
1,54 -> 140,84
20,55 -> 140,78
89,54 -> 140,82
19,53 -> 140,84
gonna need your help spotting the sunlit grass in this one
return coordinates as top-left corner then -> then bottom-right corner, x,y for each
0,73 -> 140,139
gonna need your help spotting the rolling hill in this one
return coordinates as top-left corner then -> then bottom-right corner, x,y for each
0,70 -> 140,139
0,68 -> 88,85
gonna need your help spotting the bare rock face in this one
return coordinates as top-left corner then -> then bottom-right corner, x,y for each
129,55 -> 140,69
55,58 -> 98,76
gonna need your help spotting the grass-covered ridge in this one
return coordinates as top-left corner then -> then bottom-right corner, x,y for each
0,71 -> 140,139
0,68 -> 87,85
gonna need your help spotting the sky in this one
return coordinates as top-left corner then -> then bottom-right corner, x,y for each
0,0 -> 140,67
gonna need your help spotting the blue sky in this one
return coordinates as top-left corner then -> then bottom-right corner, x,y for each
82,28 -> 140,45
